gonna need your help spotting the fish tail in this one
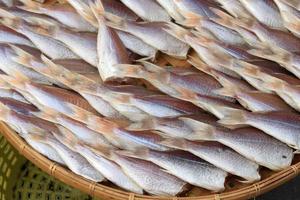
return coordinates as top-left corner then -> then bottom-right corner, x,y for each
179,117 -> 216,141
188,56 -> 214,75
261,75 -> 286,91
86,145 -> 114,160
249,47 -> 292,66
89,0 -> 105,23
28,22 -> 57,37
0,8 -> 22,31
176,16 -> 201,27
217,110 -> 248,129
116,148 -> 149,159
67,0 -> 97,27
0,73 -> 29,91
233,60 -> 261,77
0,103 -> 11,121
160,138 -> 188,150
18,0 -> 43,13
210,8 -> 236,29
33,108 -> 59,124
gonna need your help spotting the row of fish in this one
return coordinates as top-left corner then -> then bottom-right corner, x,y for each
0,0 -> 299,197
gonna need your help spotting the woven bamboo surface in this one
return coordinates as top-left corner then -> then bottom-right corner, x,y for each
1,121 -> 299,200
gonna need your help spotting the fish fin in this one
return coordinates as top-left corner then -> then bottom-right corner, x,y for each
28,22 -> 57,37
248,48 -> 292,65
116,148 -> 149,159
0,7 -> 17,19
33,107 -> 59,124
210,8 -> 236,29
0,9 -> 22,31
176,14 -> 201,27
163,22 -> 190,42
160,138 -> 187,150
261,75 -> 286,91
213,87 -> 238,98
67,0 -> 97,27
18,0 -> 43,13
233,60 -> 261,77
179,117 -> 216,141
217,110 -> 248,129
188,55 -> 214,74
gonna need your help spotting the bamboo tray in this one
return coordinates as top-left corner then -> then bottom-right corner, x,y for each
1,121 -> 299,200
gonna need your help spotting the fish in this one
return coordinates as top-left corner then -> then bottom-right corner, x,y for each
156,0 -> 184,21
0,44 -> 58,85
90,0 -> 131,81
279,0 -> 300,10
30,133 -> 105,182
238,0 -> 285,30
231,16 -> 300,53
0,9 -> 79,59
161,139 -> 260,182
0,97 -> 39,115
274,0 -> 300,37
105,14 -> 190,58
178,15 -> 246,46
0,25 -> 34,47
113,61 -> 235,102
215,87 -> 293,112
27,22 -> 98,67
219,110 -> 300,150
0,88 -> 28,103
172,0 -> 218,19
115,30 -> 157,58
91,147 -> 189,196
18,0 -> 97,32
188,56 -> 254,91
67,0 -> 139,22
53,128 -> 144,194
215,0 -> 253,19
2,73 -> 99,118
119,0 -> 171,22
119,149 -> 228,191
248,45 -> 300,79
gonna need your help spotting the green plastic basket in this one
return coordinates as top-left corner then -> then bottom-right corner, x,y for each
0,134 -> 95,200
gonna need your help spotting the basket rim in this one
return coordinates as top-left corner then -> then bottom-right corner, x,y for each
1,122 -> 299,200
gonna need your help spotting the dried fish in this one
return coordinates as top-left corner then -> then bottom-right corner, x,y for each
162,139 -> 260,182
215,0 -> 252,19
120,0 -> 170,22
119,149 -> 228,191
0,9 -> 79,59
18,0 -> 97,32
91,147 -> 189,196
90,0 -> 131,81
219,110 -> 300,149
0,25 -> 34,47
156,0 -> 184,21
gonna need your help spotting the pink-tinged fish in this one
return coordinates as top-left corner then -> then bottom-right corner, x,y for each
120,0 -> 171,22
0,44 -> 59,85
189,57 -> 254,91
28,22 -> 98,67
91,147 -> 189,196
0,97 -> 39,116
18,0 -> 96,32
162,139 -> 260,182
0,10 -> 79,59
178,15 -> 246,46
249,44 -> 300,79
219,110 -> 300,150
52,59 -> 102,83
30,133 -> 105,182
0,25 -> 34,47
156,0 -> 184,21
173,0 -> 218,19
216,87 -> 293,112
216,0 -> 252,18
274,0 -> 300,37
119,149 -> 227,191
90,0 -> 131,81
239,0 -> 285,30
132,115 -> 293,170
2,73 -> 99,117
54,127 -> 143,194
105,15 -> 190,58
231,17 -> 300,53
113,61 -> 235,102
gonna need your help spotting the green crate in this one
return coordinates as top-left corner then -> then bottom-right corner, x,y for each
0,134 -> 96,200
